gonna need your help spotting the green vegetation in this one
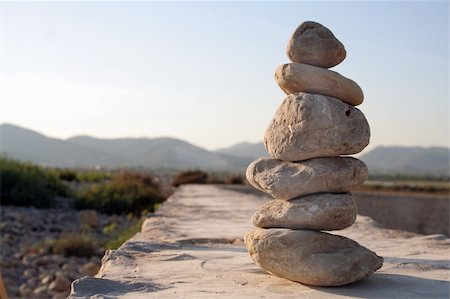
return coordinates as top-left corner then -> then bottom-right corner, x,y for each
75,172 -> 164,215
0,158 -> 167,255
49,233 -> 98,258
76,170 -> 112,183
0,157 -> 69,208
172,170 -> 209,186
1,158 -> 165,217
172,170 -> 245,186
55,168 -> 112,183
102,217 -> 145,250
30,216 -> 145,257
57,168 -> 78,182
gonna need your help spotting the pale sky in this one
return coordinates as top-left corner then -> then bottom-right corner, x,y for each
0,1 -> 448,152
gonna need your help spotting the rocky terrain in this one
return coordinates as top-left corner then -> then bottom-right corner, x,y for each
0,204 -> 136,298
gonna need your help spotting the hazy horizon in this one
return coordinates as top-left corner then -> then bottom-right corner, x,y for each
1,2 -> 448,151
2,122 -> 449,153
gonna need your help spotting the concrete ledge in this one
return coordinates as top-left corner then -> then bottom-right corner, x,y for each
70,185 -> 450,298
355,191 -> 449,236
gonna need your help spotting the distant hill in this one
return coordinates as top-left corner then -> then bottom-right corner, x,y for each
359,146 -> 450,177
0,124 -> 124,167
0,124 -> 248,170
215,141 -> 268,158
67,135 -> 248,170
1,124 -> 449,175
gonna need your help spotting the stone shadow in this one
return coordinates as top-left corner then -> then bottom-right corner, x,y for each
383,257 -> 450,269
310,273 -> 449,299
216,185 -> 271,198
69,276 -> 169,299
120,240 -> 182,253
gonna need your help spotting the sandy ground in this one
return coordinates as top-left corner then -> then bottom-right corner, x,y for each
70,185 -> 450,298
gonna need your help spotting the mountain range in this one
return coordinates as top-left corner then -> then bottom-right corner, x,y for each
1,123 -> 448,176
0,124 -> 248,170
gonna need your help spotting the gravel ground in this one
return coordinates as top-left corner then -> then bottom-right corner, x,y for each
0,204 -> 135,299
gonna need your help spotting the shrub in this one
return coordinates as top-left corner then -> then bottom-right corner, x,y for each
172,170 -> 208,187
57,169 -> 78,182
77,170 -> 111,183
0,158 -> 68,208
50,233 -> 98,258
75,171 -> 164,215
103,217 -> 144,250
226,175 -> 244,185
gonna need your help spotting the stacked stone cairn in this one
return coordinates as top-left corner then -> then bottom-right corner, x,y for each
244,21 -> 383,286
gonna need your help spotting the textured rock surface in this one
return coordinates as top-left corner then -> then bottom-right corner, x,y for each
252,193 -> 357,230
246,157 -> 367,199
286,21 -> 346,68
69,185 -> 450,298
245,228 -> 383,286
275,63 -> 364,106
264,92 -> 370,161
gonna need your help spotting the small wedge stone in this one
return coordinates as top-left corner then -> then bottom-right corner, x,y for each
252,193 -> 357,230
275,63 -> 364,106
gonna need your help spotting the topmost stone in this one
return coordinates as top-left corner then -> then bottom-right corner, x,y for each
287,21 -> 346,68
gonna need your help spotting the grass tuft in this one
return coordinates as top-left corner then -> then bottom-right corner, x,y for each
75,171 -> 164,215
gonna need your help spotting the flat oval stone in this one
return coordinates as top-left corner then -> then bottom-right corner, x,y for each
252,193 -> 357,231
287,21 -> 346,68
264,92 -> 370,161
246,157 -> 367,200
245,228 -> 383,286
275,63 -> 364,106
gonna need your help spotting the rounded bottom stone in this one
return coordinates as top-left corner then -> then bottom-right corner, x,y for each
245,228 -> 383,286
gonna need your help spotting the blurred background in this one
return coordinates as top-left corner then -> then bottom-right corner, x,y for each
0,2 -> 448,298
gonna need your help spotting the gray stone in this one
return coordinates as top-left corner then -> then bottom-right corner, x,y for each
19,283 -> 30,296
252,193 -> 357,231
23,268 -> 36,278
245,228 -> 383,286
41,274 -> 54,284
264,93 -> 370,161
246,157 -> 367,200
33,285 -> 48,297
49,275 -> 71,292
275,63 -> 364,106
287,21 -> 346,68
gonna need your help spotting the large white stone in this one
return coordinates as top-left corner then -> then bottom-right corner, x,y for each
246,157 -> 367,200
264,92 -> 370,161
252,193 -> 357,231
245,228 -> 383,286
